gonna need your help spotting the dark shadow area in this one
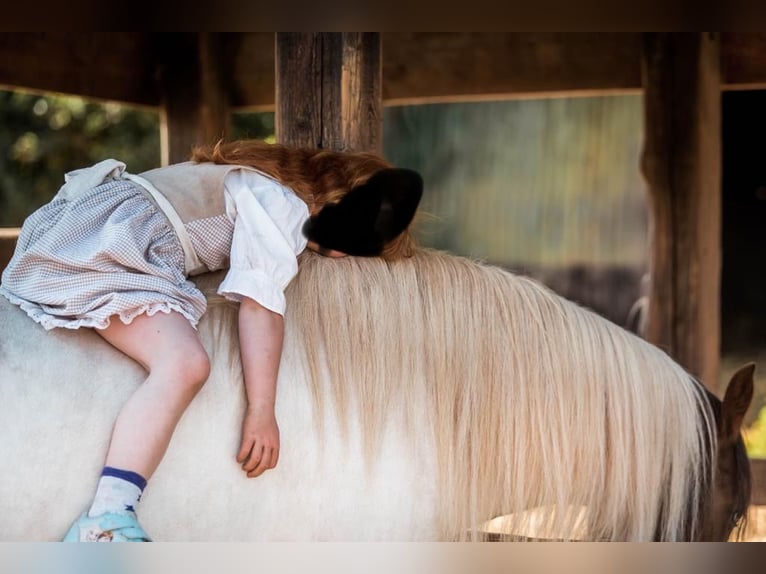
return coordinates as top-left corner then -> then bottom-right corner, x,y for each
722,90 -> 766,355
721,89 -> 766,432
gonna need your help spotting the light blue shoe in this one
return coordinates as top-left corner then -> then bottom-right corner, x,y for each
62,512 -> 151,542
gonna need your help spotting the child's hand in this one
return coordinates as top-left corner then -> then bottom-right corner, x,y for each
236,404 -> 280,478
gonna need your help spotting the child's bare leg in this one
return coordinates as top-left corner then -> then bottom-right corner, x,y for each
96,310 -> 210,479
64,311 -> 209,540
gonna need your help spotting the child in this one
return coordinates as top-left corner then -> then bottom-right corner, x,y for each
0,140 -> 423,542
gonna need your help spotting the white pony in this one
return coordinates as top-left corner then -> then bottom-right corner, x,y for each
0,249 -> 753,541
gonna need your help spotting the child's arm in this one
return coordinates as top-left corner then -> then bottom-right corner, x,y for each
236,296 -> 283,478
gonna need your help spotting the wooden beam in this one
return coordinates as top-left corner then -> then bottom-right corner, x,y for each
341,33 -> 382,152
381,33 -> 644,104
237,32 -> 646,108
198,34 -> 231,148
721,32 -> 766,90
228,33 -> 276,110
275,33 -> 381,152
275,33 -> 321,147
155,33 -> 231,165
2,33 -> 766,109
232,32 -> 766,106
0,33 -> 157,106
640,33 -> 722,391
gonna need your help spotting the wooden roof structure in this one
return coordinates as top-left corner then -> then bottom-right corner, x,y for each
1,32 -> 765,505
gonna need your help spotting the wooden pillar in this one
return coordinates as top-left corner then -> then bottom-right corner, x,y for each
155,33 -> 231,165
640,33 -> 722,390
275,33 -> 381,152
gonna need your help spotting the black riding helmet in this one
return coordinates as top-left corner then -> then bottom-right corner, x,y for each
302,168 -> 423,256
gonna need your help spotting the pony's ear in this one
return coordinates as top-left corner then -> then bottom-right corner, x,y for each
720,362 -> 755,444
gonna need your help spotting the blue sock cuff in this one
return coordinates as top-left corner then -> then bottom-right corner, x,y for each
101,466 -> 148,491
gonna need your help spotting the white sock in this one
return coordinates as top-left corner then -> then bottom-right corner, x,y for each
87,475 -> 144,517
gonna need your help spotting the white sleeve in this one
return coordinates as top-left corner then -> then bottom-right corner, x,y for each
217,170 -> 309,315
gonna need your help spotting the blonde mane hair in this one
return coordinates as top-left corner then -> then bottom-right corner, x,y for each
191,140 -> 415,259
201,249 -> 716,541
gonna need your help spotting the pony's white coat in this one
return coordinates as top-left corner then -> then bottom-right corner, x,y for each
0,250 -> 714,541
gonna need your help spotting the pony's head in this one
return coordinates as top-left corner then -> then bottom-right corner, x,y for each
700,363 -> 754,541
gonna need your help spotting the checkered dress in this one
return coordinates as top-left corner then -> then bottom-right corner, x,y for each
0,179 -> 233,330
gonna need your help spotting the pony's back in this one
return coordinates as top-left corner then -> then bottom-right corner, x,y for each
0,249 -> 715,541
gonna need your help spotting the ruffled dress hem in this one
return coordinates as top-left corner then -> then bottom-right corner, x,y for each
0,286 -> 200,331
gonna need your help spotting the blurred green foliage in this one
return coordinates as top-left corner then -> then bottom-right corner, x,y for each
0,91 -> 276,227
231,111 -> 275,143
0,90 -> 161,226
744,405 -> 766,458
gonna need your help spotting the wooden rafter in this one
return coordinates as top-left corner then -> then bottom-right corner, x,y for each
2,33 -> 766,110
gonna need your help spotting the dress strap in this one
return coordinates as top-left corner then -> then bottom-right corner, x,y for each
123,173 -> 206,276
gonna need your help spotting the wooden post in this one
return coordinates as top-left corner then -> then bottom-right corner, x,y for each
275,33 -> 381,152
155,33 -> 231,165
640,33 -> 722,390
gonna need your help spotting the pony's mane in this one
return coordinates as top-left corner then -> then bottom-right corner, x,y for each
198,249 -> 716,541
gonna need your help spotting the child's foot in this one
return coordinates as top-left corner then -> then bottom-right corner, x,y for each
62,512 -> 151,542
